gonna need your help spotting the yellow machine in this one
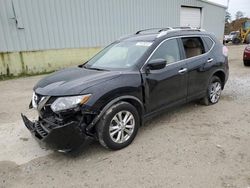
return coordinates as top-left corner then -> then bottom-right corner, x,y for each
232,20 -> 250,44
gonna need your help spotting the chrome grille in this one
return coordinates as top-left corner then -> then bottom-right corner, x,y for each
32,92 -> 43,108
32,92 -> 50,111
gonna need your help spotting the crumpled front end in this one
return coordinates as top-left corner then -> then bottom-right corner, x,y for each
21,114 -> 87,151
21,93 -> 97,151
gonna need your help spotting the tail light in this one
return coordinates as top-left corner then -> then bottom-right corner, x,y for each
222,46 -> 228,57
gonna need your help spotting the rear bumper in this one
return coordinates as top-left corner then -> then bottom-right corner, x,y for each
21,114 -> 86,151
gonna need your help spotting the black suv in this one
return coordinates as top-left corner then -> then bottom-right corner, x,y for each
22,28 -> 229,152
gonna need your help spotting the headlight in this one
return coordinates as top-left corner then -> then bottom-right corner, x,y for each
51,94 -> 91,112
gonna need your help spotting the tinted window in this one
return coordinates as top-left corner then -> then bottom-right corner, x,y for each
150,39 -> 180,64
181,37 -> 205,58
203,37 -> 214,52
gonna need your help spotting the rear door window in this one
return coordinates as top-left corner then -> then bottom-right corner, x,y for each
181,37 -> 205,58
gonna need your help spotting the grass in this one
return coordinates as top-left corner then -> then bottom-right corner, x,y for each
0,71 -> 54,81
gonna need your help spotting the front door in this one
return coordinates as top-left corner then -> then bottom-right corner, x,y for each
141,38 -> 188,113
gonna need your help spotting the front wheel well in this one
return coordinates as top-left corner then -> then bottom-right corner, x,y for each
213,71 -> 225,89
120,98 -> 144,125
87,96 -> 145,133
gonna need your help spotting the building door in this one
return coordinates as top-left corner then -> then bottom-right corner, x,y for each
180,6 -> 201,28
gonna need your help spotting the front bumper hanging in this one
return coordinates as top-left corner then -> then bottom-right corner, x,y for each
21,114 -> 86,151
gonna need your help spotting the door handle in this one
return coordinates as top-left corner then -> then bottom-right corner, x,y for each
207,58 -> 214,63
178,68 -> 188,74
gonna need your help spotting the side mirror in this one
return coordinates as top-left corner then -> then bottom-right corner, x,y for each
147,59 -> 167,70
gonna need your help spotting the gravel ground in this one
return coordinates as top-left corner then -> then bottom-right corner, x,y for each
0,45 -> 250,188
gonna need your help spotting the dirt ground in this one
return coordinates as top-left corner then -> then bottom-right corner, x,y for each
0,45 -> 250,188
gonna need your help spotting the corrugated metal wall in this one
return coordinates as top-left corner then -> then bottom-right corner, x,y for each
0,0 -> 225,52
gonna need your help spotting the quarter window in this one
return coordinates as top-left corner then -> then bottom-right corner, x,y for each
181,37 -> 205,58
203,36 -> 214,51
150,39 -> 180,64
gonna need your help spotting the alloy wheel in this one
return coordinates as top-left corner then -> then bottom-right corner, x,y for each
209,82 -> 222,103
109,111 -> 135,144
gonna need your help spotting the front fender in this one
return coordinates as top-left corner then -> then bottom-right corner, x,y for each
86,95 -> 144,131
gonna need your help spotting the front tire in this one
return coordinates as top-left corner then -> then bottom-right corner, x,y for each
96,102 -> 139,150
201,76 -> 222,105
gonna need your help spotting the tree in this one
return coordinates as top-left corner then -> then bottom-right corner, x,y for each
225,11 -> 231,23
235,11 -> 244,20
224,11 -> 231,34
231,17 -> 249,31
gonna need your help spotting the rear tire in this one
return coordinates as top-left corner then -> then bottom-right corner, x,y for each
96,102 -> 139,150
244,60 -> 250,66
201,76 -> 222,105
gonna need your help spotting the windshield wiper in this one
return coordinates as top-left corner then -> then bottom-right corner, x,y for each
83,65 -> 108,71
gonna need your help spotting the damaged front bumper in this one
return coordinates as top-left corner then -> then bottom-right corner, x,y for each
21,114 -> 87,151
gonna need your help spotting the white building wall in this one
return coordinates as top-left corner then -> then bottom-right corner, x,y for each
0,0 -> 226,52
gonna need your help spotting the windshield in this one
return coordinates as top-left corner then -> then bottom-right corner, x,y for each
244,21 -> 250,30
84,41 -> 152,70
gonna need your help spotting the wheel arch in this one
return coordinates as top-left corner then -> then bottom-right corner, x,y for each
86,96 -> 144,131
120,98 -> 144,120
212,70 -> 226,89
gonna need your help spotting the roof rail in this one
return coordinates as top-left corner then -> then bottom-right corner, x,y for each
172,26 -> 192,29
135,27 -> 173,35
134,27 -> 206,38
156,27 -> 206,38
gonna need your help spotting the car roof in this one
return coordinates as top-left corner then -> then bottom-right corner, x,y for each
119,28 -> 212,42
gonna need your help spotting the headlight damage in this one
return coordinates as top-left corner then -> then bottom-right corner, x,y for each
51,94 -> 91,112
22,92 -> 96,152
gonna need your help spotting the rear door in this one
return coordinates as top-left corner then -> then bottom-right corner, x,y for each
179,36 -> 215,101
141,38 -> 188,113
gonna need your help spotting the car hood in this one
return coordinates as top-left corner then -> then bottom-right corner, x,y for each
34,67 -> 121,96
